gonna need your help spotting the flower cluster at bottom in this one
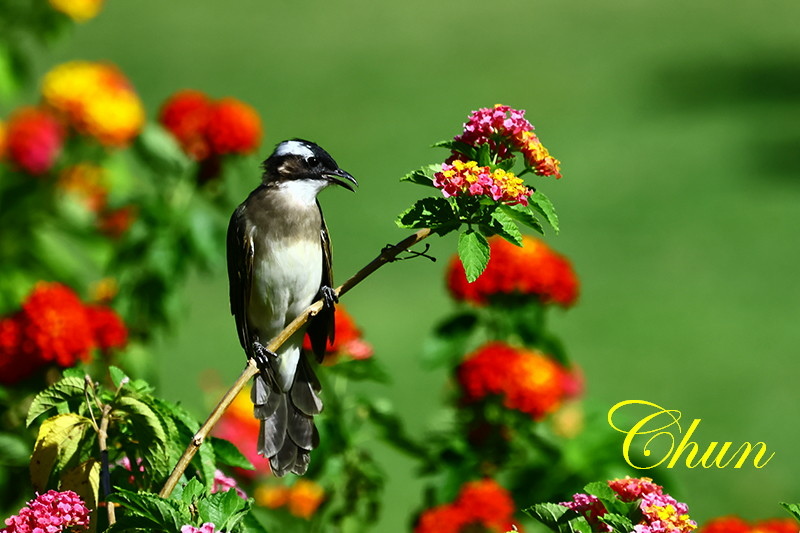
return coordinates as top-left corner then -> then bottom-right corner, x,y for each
700,516 -> 797,533
415,479 -> 521,533
561,477 -> 696,533
2,490 -> 91,533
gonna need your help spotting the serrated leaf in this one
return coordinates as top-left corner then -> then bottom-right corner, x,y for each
400,165 -> 438,188
60,459 -> 100,510
109,366 -> 129,389
27,376 -> 87,427
196,489 -> 249,530
176,477 -> 207,505
529,190 -> 559,233
113,396 -> 171,483
524,502 -> 593,532
396,197 -> 456,230
500,203 -> 544,235
210,437 -> 254,470
30,414 -> 92,491
107,489 -> 189,532
487,209 -> 523,246
600,513 -> 635,533
457,230 -> 490,283
583,481 -> 616,500
432,139 -> 477,160
780,502 -> 800,521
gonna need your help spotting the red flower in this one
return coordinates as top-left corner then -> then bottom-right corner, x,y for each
159,90 -> 262,161
302,305 -> 373,362
19,282 -> 96,367
159,89 -> 213,160
86,305 -> 127,352
0,314 -> 42,385
415,478 -> 521,533
752,518 -> 799,533
447,235 -> 579,308
97,205 -> 137,239
699,516 -> 753,533
5,107 -> 65,175
3,489 -> 90,533
205,98 -> 262,156
457,342 -> 571,420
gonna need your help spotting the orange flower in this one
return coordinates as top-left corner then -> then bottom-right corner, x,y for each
254,485 -> 290,509
447,235 -> 579,308
415,478 -> 521,533
4,107 -> 65,175
42,61 -> 144,147
48,0 -> 105,22
58,163 -> 108,212
458,342 -> 572,420
159,90 -> 262,162
302,305 -> 373,362
97,205 -> 137,239
287,480 -> 325,519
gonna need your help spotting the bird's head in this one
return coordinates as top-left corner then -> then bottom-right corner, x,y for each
261,139 -> 358,192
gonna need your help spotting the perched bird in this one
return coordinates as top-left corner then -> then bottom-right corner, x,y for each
226,139 -> 357,476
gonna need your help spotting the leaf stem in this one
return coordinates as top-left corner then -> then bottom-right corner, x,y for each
98,402 -> 115,524
158,228 -> 433,498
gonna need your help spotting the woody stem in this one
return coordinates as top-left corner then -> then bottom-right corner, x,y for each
158,228 -> 432,498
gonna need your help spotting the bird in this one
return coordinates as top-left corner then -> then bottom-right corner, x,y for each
226,139 -> 357,476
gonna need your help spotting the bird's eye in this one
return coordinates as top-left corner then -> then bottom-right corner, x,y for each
307,157 -> 319,167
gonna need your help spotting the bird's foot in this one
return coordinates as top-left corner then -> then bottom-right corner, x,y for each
320,285 -> 338,309
251,342 -> 277,382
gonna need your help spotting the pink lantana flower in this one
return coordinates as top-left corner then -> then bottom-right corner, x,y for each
2,490 -> 91,533
181,523 -> 217,533
433,160 -> 531,205
212,469 -> 247,499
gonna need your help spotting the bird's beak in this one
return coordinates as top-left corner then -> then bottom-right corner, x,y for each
324,168 -> 358,192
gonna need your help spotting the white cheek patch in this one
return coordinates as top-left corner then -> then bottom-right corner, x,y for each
275,140 -> 315,159
279,179 -> 328,206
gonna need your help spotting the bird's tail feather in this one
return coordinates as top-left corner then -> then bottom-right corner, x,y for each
252,354 -> 322,477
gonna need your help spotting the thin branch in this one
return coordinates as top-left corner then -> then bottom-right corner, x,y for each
98,403 -> 115,524
159,227 -> 432,498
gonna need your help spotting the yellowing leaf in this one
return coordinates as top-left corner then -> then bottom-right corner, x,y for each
61,459 -> 101,510
30,413 -> 91,491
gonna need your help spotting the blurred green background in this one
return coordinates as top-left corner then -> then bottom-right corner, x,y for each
26,0 -> 800,529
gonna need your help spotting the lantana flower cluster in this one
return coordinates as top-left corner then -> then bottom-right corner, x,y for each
0,282 -> 128,385
48,0 -> 106,22
42,61 -> 145,147
453,104 -> 562,179
159,89 -> 262,162
433,160 -> 531,205
447,235 -> 579,307
255,479 -> 326,519
2,489 -> 91,533
700,516 -> 797,533
457,342 -> 578,420
3,107 -> 65,175
561,477 -> 697,533
302,305 -> 374,362
415,479 -> 521,533
181,523 -> 217,533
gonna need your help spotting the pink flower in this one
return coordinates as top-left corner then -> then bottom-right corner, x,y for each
2,490 -> 90,533
5,107 -> 65,175
181,524 -> 217,533
433,160 -> 531,205
212,469 -> 247,499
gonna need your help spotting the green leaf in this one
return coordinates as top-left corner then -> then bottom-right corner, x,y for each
476,143 -> 492,166
457,230 -> 490,283
499,203 -> 545,235
240,511 -> 270,533
210,437 -> 254,470
487,209 -> 523,246
529,190 -> 559,233
780,502 -> 800,522
432,139 -> 477,160
107,489 -> 189,532
399,164 -> 439,188
176,477 -> 207,505
327,357 -> 391,384
421,311 -> 478,369
196,489 -> 250,531
133,124 -> 191,175
27,376 -> 86,427
109,366 -> 129,389
600,513 -> 636,533
524,502 -> 592,533
583,481 -> 616,500
396,197 -> 457,231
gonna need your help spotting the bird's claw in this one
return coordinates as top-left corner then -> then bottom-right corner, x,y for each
320,285 -> 338,309
252,342 -> 277,382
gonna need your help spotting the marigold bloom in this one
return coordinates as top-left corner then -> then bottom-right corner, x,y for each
5,107 -> 65,175
85,305 -> 128,353
42,61 -> 144,147
433,160 -> 531,206
19,282 -> 96,367
48,0 -> 105,22
302,305 -> 373,362
447,235 -> 579,307
287,480 -> 326,519
58,163 -> 108,212
3,489 -> 90,532
458,342 -> 570,420
415,478 -> 520,533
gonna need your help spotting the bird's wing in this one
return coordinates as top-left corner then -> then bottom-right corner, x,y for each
227,204 -> 255,357
305,200 -> 335,362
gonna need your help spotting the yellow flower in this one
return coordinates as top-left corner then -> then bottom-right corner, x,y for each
254,485 -> 290,509
48,0 -> 105,22
287,480 -> 325,519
